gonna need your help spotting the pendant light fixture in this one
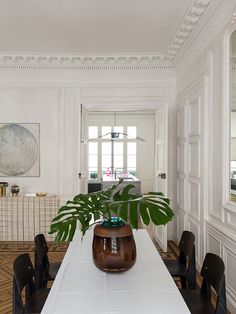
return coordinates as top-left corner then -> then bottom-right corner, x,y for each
96,112 -> 145,142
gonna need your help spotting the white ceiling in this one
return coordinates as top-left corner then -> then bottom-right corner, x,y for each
0,0 -> 194,55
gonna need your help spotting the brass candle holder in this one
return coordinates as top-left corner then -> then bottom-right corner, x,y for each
0,182 -> 8,197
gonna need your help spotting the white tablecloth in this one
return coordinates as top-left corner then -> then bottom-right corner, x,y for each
42,229 -> 190,314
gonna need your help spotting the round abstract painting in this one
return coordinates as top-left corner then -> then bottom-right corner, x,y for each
0,124 -> 39,176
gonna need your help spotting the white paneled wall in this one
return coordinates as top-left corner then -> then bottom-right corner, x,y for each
0,66 -> 176,241
176,82 -> 205,267
175,3 -> 236,312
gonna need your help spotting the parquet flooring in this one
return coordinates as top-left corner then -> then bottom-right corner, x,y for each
0,241 -> 68,314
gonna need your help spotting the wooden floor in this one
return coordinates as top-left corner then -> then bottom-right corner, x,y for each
0,241 -> 68,314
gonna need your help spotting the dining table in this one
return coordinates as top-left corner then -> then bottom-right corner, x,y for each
41,228 -> 190,314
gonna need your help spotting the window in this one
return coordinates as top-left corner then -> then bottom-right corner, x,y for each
88,126 -> 137,179
102,142 -> 111,175
88,142 -> 98,179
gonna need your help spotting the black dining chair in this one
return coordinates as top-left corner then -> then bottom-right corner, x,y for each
13,253 -> 50,314
180,252 -> 227,314
34,233 -> 61,289
163,230 -> 196,289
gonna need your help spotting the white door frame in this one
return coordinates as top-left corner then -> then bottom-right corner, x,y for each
81,102 -> 170,249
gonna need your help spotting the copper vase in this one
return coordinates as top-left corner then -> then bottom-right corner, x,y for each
92,221 -> 136,272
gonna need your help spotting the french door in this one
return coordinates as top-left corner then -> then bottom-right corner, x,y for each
153,104 -> 168,251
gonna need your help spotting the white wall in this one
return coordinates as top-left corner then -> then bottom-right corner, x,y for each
175,1 -> 236,312
0,66 -> 176,213
88,112 -> 155,193
0,85 -> 80,198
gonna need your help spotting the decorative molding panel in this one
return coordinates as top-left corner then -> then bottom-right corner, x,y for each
206,222 -> 236,312
206,232 -> 221,256
81,86 -> 165,100
0,54 -> 174,71
188,179 -> 200,221
177,106 -> 186,139
177,176 -> 185,211
188,140 -> 200,178
177,141 -> 186,174
225,210 -> 236,232
223,246 -> 236,306
176,210 -> 186,241
165,0 -> 212,60
188,96 -> 201,136
187,218 -> 200,265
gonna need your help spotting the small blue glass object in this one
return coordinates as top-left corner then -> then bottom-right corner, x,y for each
102,217 -> 125,227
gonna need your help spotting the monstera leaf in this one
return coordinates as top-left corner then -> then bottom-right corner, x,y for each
49,180 -> 174,242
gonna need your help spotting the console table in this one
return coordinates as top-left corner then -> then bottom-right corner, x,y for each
0,196 -> 59,241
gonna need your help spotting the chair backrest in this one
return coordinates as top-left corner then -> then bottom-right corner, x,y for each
200,253 -> 226,314
34,233 -> 50,289
35,233 -> 49,263
178,230 -> 196,289
178,230 -> 195,260
13,253 -> 36,313
13,253 -> 35,294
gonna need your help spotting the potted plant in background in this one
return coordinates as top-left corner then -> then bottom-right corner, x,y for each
49,180 -> 174,272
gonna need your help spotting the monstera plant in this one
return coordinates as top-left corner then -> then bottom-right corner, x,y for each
49,179 -> 174,242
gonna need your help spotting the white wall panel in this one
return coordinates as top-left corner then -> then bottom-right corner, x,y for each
188,97 -> 200,136
188,180 -> 200,221
206,233 -> 221,256
177,177 -> 185,211
223,246 -> 236,309
175,4 -> 236,311
177,106 -> 186,139
188,219 -> 200,267
176,210 -> 185,242
176,81 -> 204,265
188,140 -> 200,177
177,141 -> 185,173
225,210 -> 236,232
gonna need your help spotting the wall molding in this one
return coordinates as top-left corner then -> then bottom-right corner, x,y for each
206,222 -> 236,312
175,0 -> 233,71
206,221 -> 236,246
0,54 -> 174,71
0,0 -> 213,68
165,0 -> 212,60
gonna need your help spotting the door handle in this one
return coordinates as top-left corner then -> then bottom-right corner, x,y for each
158,173 -> 166,179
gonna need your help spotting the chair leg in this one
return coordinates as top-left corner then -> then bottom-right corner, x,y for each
180,276 -> 187,289
13,277 -> 24,314
187,245 -> 197,289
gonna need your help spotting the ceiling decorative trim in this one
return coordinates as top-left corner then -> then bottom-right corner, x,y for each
0,54 -> 173,71
165,0 -> 212,60
0,0 -> 213,67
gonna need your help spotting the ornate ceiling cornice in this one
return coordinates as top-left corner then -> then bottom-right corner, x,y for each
0,54 -> 173,71
165,0 -> 212,60
0,0 -> 213,68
